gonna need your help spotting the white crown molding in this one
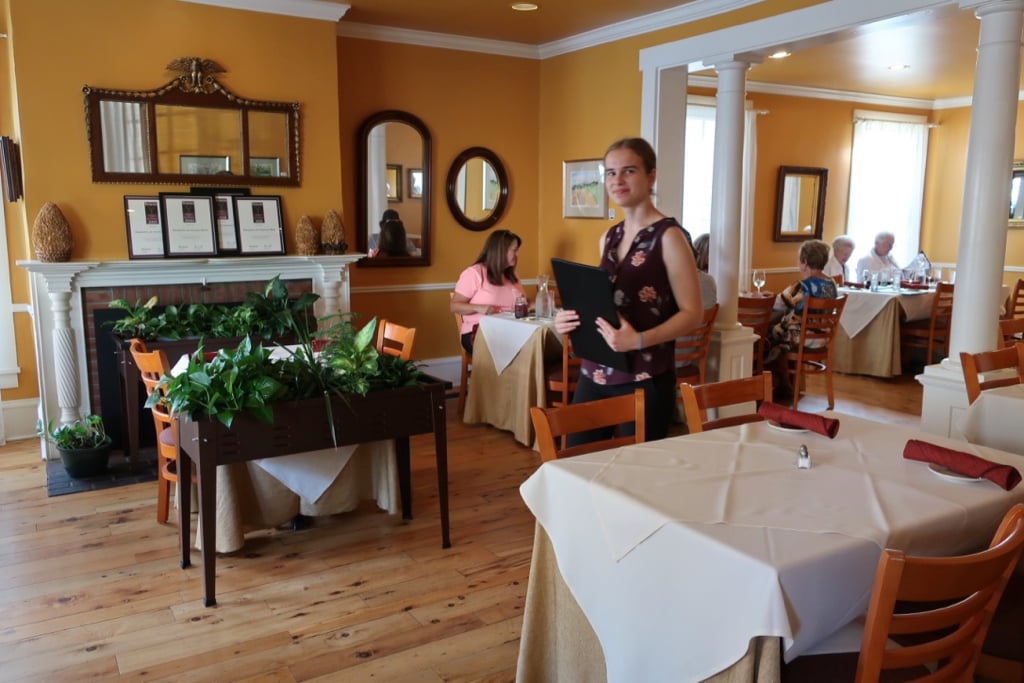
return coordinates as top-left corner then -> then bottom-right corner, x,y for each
336,23 -> 539,59
689,75 -> 938,110
336,0 -> 764,60
178,0 -> 349,22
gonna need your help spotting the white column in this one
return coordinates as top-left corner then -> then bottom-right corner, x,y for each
919,0 -> 1024,437
708,60 -> 759,383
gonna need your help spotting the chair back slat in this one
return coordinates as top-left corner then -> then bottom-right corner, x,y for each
675,304 -> 720,385
530,389 -> 645,463
1010,278 -> 1024,319
738,295 -> 775,374
375,320 -> 416,360
998,316 -> 1024,348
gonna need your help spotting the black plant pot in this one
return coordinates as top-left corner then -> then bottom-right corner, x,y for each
57,440 -> 112,478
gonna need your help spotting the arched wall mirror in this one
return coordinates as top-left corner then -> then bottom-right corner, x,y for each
356,110 -> 431,267
83,57 -> 300,186
774,166 -> 828,242
445,147 -> 509,231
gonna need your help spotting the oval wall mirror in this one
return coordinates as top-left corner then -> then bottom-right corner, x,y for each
445,147 -> 508,231
774,166 -> 827,242
356,110 -> 431,266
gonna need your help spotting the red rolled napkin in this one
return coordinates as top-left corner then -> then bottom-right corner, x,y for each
757,402 -> 840,438
903,439 -> 1022,490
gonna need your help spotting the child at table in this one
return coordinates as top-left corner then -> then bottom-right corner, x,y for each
450,229 -> 526,354
764,238 -> 838,365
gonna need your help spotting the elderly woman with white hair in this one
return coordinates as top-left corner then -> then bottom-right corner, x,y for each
823,235 -> 855,282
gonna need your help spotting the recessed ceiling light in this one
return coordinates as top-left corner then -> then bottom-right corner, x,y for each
768,50 -> 791,60
511,3 -> 539,11
888,64 -> 911,71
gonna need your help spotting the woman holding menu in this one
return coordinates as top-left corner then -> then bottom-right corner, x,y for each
555,137 -> 702,443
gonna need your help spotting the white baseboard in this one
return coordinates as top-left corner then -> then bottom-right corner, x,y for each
1,398 -> 41,443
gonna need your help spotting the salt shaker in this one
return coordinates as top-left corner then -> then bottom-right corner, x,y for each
797,444 -> 810,469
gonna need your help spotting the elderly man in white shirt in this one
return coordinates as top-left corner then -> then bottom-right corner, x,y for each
854,231 -> 900,282
823,235 -> 855,283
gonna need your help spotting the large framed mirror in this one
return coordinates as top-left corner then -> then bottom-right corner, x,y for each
774,166 -> 827,242
1010,161 -> 1024,228
83,58 -> 299,186
356,110 -> 431,267
445,147 -> 509,231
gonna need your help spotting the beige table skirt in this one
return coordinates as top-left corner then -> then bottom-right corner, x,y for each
196,440 -> 398,553
832,295 -> 902,377
516,525 -> 782,683
464,326 -> 561,448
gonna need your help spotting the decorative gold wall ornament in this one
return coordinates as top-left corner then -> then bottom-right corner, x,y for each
295,215 -> 319,255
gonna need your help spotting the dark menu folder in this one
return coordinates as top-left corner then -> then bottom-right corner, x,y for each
550,258 -> 630,372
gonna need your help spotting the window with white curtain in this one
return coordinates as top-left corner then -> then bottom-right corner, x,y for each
845,110 -> 929,269
681,96 -> 759,291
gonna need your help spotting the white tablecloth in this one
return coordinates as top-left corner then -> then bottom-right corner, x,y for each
960,383 -> 1024,456
838,287 -> 933,338
478,313 -> 557,374
519,413 -> 1024,683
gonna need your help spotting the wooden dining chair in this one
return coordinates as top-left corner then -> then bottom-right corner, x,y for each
678,372 -> 772,433
830,273 -> 844,285
901,282 -> 954,367
1008,278 -> 1024,320
128,338 -> 179,524
777,295 -> 847,410
738,294 -> 776,375
545,334 -> 580,408
959,344 -> 1024,405
375,319 -> 417,360
783,504 -> 1024,683
999,316 -> 1024,348
450,293 -> 471,414
529,388 -> 645,463
675,303 -> 720,386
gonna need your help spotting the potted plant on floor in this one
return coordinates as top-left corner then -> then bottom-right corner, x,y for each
39,414 -> 113,478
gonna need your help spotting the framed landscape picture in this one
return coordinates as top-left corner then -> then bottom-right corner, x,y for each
179,155 -> 230,175
562,158 -> 607,219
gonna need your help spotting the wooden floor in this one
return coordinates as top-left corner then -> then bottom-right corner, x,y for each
0,372 -> 922,682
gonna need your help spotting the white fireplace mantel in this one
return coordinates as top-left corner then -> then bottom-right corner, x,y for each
17,254 -> 363,457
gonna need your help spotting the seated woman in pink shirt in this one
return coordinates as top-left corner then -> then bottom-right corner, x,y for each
450,229 -> 526,354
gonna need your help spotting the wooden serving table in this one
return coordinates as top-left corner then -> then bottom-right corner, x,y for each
175,381 -> 450,607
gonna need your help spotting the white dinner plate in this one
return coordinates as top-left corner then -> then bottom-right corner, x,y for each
927,463 -> 984,484
766,420 -> 808,434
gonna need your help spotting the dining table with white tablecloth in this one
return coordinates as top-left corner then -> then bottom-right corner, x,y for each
959,383 -> 1024,456
463,313 -> 561,448
831,286 -> 935,377
516,412 -> 1024,682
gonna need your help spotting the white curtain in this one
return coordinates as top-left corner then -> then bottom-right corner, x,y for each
846,113 -> 929,268
99,101 -> 152,173
682,103 -> 758,291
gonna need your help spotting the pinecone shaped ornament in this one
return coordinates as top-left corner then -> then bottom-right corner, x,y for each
320,209 -> 347,255
295,215 -> 319,255
32,201 -> 73,262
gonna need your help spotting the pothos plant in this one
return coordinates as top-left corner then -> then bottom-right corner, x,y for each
153,308 -> 423,439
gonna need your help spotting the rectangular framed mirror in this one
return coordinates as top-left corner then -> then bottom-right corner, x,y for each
774,166 -> 827,242
1010,161 -> 1024,228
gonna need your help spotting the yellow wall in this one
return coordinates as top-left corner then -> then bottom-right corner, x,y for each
2,0 -> 342,399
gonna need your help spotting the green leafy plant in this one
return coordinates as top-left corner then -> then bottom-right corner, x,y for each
38,414 -> 111,450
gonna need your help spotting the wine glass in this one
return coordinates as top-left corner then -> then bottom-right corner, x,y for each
752,270 -> 766,295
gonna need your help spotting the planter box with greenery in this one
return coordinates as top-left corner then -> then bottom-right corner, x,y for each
107,276 -> 315,458
153,303 -> 449,607
40,414 -> 113,478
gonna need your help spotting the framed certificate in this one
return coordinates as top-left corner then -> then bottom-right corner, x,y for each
189,186 -> 249,254
123,195 -> 166,259
234,195 -> 285,255
160,194 -> 217,257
